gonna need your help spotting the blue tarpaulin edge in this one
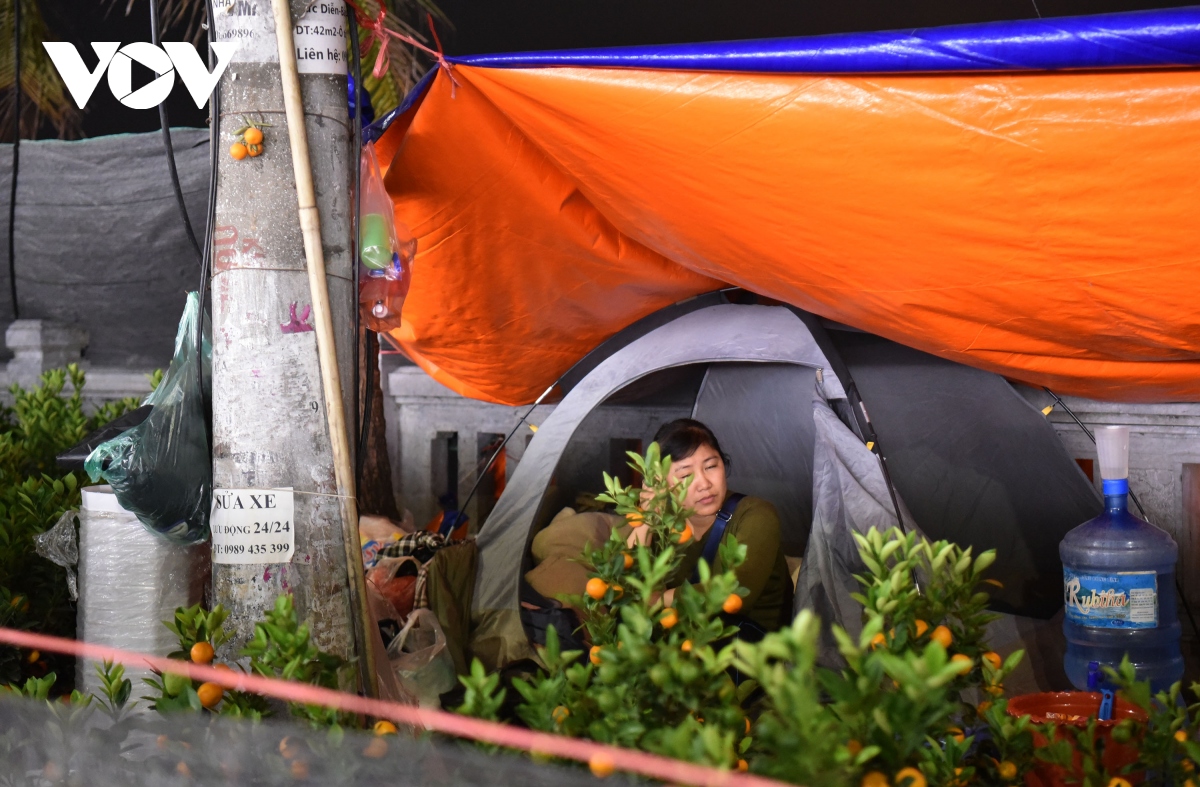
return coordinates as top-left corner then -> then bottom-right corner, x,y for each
366,6 -> 1200,142
452,6 -> 1200,73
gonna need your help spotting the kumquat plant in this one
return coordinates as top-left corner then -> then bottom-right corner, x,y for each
459,443 -> 753,769
455,443 -> 1200,786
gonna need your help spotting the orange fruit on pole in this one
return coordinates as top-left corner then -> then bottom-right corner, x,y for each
229,142 -> 248,160
246,144 -> 263,158
585,578 -> 609,600
243,126 -> 263,145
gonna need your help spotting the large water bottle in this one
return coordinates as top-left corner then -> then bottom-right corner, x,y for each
1061,426 -> 1183,691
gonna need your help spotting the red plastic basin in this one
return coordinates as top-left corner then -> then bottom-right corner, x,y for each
1006,692 -> 1147,787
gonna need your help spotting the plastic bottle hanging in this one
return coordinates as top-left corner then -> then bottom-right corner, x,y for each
358,143 -> 415,333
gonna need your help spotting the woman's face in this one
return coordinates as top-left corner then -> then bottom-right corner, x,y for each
668,443 -> 727,519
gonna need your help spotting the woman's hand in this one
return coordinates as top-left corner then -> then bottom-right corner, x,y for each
626,524 -> 651,548
642,587 -> 675,607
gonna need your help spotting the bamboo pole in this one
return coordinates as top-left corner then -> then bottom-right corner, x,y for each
269,0 -> 376,698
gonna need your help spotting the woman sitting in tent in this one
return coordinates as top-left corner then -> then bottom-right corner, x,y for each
525,418 -> 794,639
633,419 -> 793,638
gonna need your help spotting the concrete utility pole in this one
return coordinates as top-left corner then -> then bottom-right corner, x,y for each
209,0 -> 359,666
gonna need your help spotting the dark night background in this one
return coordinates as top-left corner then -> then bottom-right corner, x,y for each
29,0 -> 1200,139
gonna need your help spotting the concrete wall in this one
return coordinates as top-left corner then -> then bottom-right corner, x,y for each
385,364 -> 688,530
386,364 -> 551,528
0,319 -> 154,409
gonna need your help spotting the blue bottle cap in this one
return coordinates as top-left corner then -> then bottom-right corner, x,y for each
1102,478 -> 1129,496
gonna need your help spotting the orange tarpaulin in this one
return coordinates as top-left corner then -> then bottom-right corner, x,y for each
380,63 -> 1200,405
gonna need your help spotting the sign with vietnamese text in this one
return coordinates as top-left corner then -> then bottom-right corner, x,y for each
211,488 -> 295,564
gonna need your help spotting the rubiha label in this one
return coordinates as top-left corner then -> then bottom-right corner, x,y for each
1063,568 -> 1158,629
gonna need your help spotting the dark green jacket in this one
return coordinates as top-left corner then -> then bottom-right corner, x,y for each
667,495 -> 793,632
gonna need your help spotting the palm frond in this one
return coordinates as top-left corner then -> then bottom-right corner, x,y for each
355,0 -> 448,115
0,0 -> 84,139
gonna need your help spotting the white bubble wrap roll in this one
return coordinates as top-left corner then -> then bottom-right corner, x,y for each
76,485 -> 209,697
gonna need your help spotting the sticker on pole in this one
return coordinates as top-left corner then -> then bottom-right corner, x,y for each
211,0 -> 347,74
294,1 -> 348,75
211,488 -> 295,564
212,0 -> 279,65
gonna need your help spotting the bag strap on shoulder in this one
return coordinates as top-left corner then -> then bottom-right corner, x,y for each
691,493 -> 745,584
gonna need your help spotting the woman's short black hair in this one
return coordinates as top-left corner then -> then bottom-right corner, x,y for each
652,418 -> 731,468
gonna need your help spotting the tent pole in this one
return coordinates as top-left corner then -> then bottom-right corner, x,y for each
788,309 -> 912,540
270,0 -> 376,697
454,382 -> 558,531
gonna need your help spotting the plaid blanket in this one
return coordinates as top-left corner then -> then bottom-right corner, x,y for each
376,531 -> 446,567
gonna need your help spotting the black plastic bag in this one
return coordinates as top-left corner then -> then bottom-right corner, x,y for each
85,293 -> 211,544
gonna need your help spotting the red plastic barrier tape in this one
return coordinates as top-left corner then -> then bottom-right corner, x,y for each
0,627 -> 784,787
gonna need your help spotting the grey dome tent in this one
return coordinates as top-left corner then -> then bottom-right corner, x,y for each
467,297 -> 1101,669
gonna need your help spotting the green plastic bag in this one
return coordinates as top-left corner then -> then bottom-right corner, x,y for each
85,293 -> 212,544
